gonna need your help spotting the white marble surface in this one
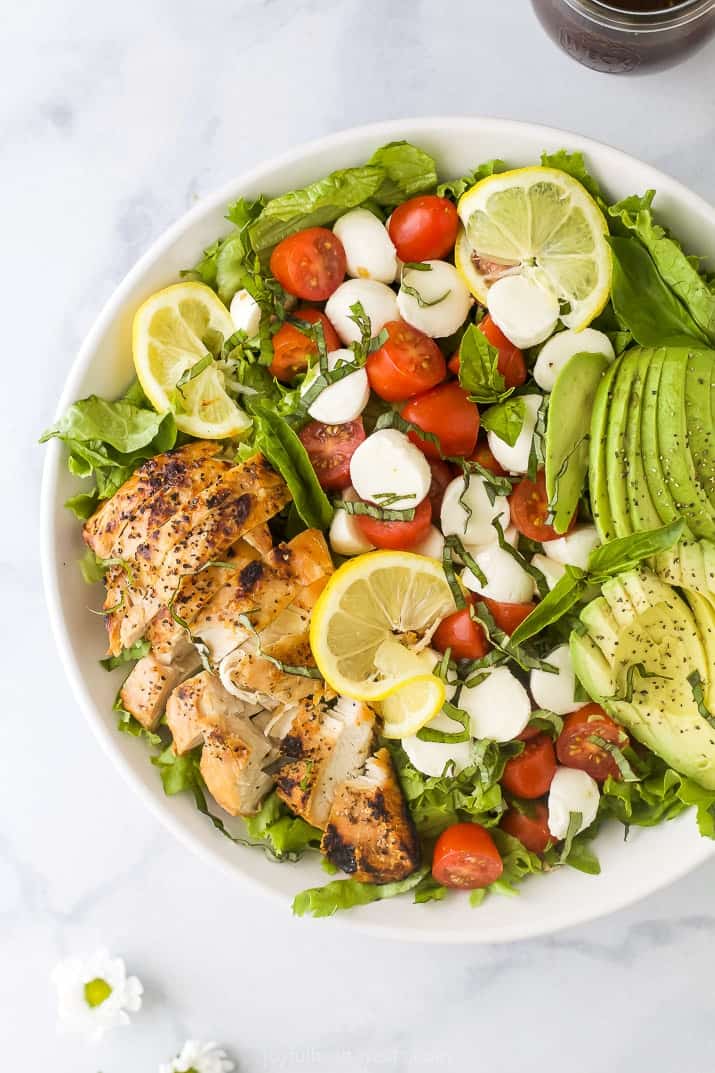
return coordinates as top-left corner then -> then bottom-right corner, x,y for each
4,0 -> 715,1068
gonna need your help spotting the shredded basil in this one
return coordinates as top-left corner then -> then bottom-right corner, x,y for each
400,263 -> 451,308
470,601 -> 558,673
441,542 -> 466,609
444,534 -> 487,587
559,811 -> 583,862
236,613 -> 322,679
688,670 -> 715,728
588,735 -> 640,782
491,515 -> 548,598
613,662 -> 672,703
333,499 -> 417,522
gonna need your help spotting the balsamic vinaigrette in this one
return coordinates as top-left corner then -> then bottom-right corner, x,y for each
531,0 -> 715,73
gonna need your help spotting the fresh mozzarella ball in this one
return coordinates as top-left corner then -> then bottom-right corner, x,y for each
397,260 -> 472,338
548,767 -> 600,839
460,666 -> 531,742
440,474 -> 510,547
329,488 -> 375,557
350,429 -> 431,510
402,708 -> 472,777
544,525 -> 601,570
487,394 -> 542,475
531,553 -> 566,591
534,329 -> 615,392
302,349 -> 369,424
229,288 -> 261,336
325,279 -> 399,345
462,543 -> 535,604
487,274 -> 559,349
410,525 -> 445,560
530,644 -> 589,716
333,209 -> 398,284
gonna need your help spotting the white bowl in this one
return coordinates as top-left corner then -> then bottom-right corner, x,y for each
41,117 -> 715,943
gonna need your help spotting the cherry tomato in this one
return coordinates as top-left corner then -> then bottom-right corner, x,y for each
501,804 -> 552,855
517,723 -> 542,742
432,607 -> 490,661
387,195 -> 459,263
354,496 -> 431,550
366,321 -> 446,402
556,704 -> 629,782
401,381 -> 480,460
432,822 -> 503,889
298,418 -> 365,491
468,439 -> 507,477
509,469 -> 576,542
270,227 -> 346,301
270,308 -> 341,381
481,596 -> 535,635
501,734 -> 557,798
426,458 -> 453,523
448,314 -> 526,390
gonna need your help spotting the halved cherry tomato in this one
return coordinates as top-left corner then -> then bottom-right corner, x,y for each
556,704 -> 630,782
432,822 -> 503,889
270,227 -> 346,301
448,314 -> 527,390
426,458 -> 453,523
387,195 -> 459,263
481,596 -> 535,635
501,804 -> 552,855
432,607 -> 490,661
354,496 -> 431,550
509,469 -> 576,542
366,321 -> 446,402
469,439 -> 507,477
517,723 -> 543,742
270,308 -> 341,381
501,734 -> 557,798
401,381 -> 479,460
298,418 -> 365,491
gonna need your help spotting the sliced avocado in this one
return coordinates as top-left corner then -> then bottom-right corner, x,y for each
703,540 -> 715,596
602,575 -> 637,626
625,349 -> 663,534
545,350 -> 611,535
684,349 -> 715,510
588,358 -> 620,543
570,632 -> 616,701
575,566 -> 715,789
581,596 -> 621,663
679,540 -> 710,595
686,590 -> 715,713
641,349 -> 683,527
658,349 -> 715,540
605,350 -> 640,538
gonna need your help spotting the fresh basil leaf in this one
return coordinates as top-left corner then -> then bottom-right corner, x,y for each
368,141 -> 438,207
609,235 -> 708,346
293,865 -> 429,917
587,519 -> 685,578
436,158 -> 507,201
509,567 -> 589,646
492,516 -> 549,598
457,323 -> 512,404
480,397 -> 526,447
250,402 -> 333,530
609,191 -> 715,343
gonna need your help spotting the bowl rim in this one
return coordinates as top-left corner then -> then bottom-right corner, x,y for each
40,115 -> 715,943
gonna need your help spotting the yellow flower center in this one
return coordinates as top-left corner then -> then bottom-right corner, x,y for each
84,977 -> 112,1008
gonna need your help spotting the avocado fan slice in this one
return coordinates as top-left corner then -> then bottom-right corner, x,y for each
589,357 -> 621,543
624,349 -> 664,534
641,348 -> 683,528
684,349 -> 715,511
605,349 -> 641,538
658,349 -> 715,541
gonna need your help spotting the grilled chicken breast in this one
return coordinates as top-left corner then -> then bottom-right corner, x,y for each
321,748 -> 421,883
120,650 -> 201,730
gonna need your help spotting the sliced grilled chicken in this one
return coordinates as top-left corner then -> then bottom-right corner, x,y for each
119,650 -> 202,730
219,631 -> 317,708
83,441 -> 222,558
163,670 -> 275,814
274,697 -> 375,828
321,748 -> 421,883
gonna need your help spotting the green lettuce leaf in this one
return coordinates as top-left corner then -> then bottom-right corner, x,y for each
293,865 -> 429,918
599,752 -> 715,835
609,191 -> 715,343
480,397 -> 526,447
540,149 -> 607,206
609,235 -> 708,346
436,158 -> 507,201
100,639 -> 150,671
244,791 -> 321,856
367,141 -> 438,207
185,196 -> 265,303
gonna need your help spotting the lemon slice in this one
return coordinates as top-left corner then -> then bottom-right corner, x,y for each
133,282 -> 252,439
309,551 -> 455,701
380,675 -> 446,739
456,167 -> 611,329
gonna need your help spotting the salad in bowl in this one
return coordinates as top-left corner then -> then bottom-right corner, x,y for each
42,135 -> 715,919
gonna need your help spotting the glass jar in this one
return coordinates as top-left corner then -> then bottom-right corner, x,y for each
531,0 -> 715,73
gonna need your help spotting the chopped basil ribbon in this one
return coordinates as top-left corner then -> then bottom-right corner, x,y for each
444,534 -> 488,587
527,394 -> 548,485
559,811 -> 583,862
441,540 -> 466,610
688,670 -> 715,728
168,585 -> 213,673
176,353 -> 214,391
400,262 -> 451,308
587,735 -> 640,782
237,613 -> 322,678
470,600 -> 558,673
491,516 -> 549,598
333,499 -> 416,522
417,700 -> 471,743
612,662 -> 672,703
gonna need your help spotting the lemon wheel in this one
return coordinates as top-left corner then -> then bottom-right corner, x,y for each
456,166 -> 611,330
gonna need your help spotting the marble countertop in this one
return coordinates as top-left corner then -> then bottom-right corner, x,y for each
4,1 -> 715,1069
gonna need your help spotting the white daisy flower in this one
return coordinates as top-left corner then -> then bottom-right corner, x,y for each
51,947 -> 143,1041
159,1040 -> 235,1073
